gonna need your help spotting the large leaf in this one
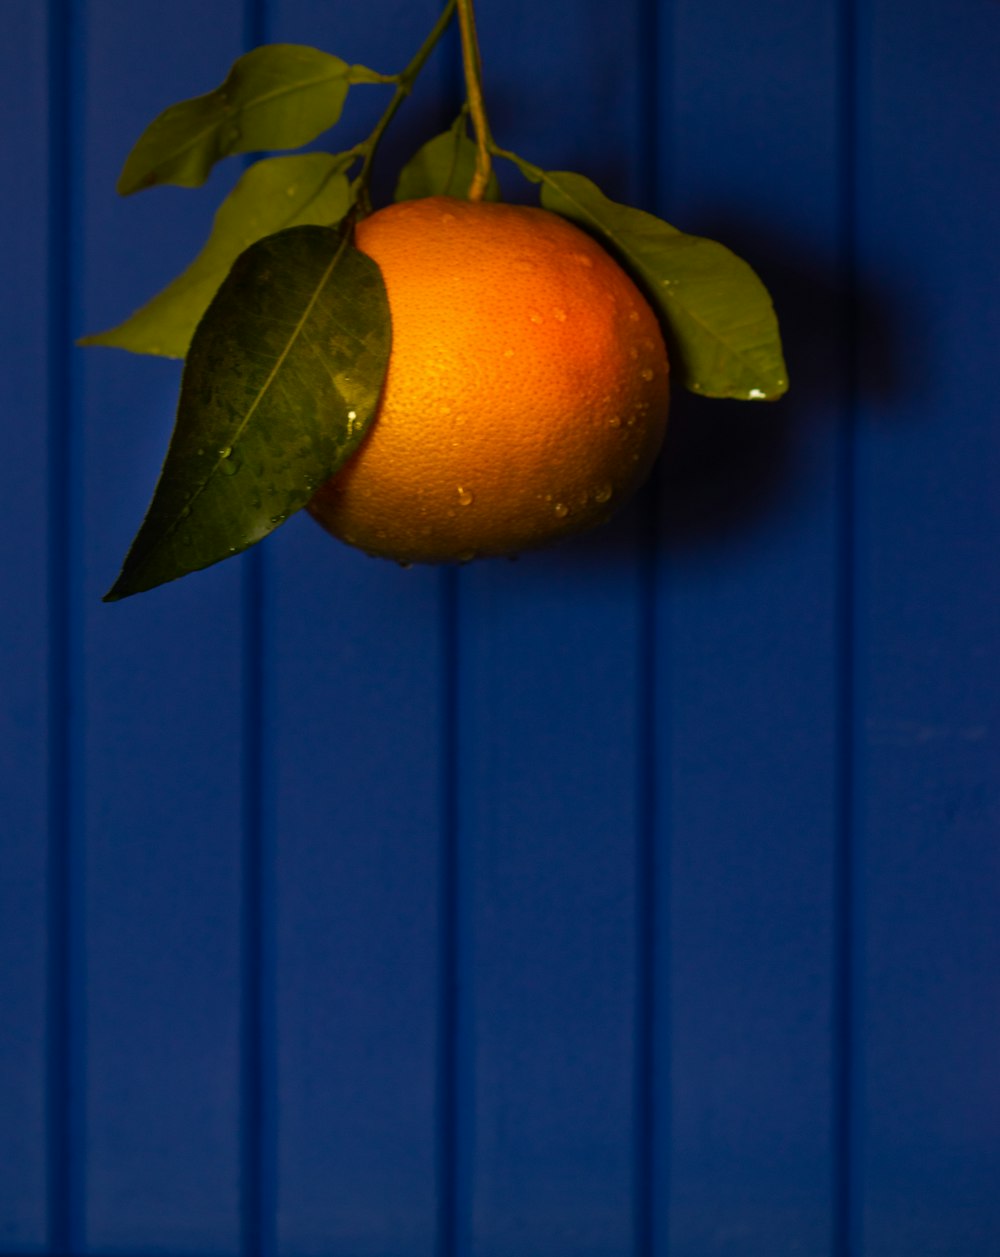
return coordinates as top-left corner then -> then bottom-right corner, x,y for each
82,154 -> 352,359
537,170 -> 788,400
395,116 -> 501,202
117,44 -> 386,194
105,225 -> 391,601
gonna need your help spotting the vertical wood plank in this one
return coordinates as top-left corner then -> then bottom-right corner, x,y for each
659,2 -> 846,1252
855,3 -> 1000,1253
459,3 -> 646,1252
80,2 -> 247,1248
265,4 -> 451,1253
0,1 -> 53,1245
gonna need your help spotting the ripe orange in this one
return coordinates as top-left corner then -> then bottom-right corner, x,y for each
307,195 -> 669,563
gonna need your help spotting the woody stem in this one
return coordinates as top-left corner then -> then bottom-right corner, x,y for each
456,0 -> 494,200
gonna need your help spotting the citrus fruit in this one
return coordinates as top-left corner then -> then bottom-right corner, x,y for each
307,195 -> 669,563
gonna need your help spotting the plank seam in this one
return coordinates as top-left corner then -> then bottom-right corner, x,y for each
834,0 -> 861,1253
438,566 -> 461,1257
241,5 -> 270,1256
636,1 -> 670,1254
47,0 -> 83,1248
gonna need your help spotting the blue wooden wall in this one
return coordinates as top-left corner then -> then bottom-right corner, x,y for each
1,0 -> 997,1253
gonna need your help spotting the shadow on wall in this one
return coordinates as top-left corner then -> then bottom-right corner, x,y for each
544,208 -> 915,569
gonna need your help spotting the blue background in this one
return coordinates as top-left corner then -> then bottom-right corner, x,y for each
1,0 -> 998,1253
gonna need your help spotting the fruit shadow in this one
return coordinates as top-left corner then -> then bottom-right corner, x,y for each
538,213 -> 914,567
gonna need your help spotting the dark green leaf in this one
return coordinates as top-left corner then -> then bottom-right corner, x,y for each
395,116 -> 501,202
117,44 -> 388,194
538,170 -> 788,400
82,154 -> 352,359
105,225 -> 391,600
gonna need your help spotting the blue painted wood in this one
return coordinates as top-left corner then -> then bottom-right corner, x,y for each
0,2 -> 997,1254
266,4 -> 452,1254
78,2 -> 247,1250
0,2 -> 53,1248
855,3 -> 1000,1254
459,3 -> 647,1253
659,3 -> 847,1253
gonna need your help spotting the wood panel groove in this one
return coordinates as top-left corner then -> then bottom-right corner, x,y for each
46,0 -> 85,1247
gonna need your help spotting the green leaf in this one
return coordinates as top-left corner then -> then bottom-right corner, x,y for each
117,44 -> 388,194
105,225 -> 391,601
537,170 -> 788,401
395,115 -> 501,202
81,154 -> 353,359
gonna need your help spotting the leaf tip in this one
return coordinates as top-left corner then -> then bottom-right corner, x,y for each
103,565 -> 157,602
115,168 -> 149,197
747,379 -> 789,402
103,554 -> 148,602
764,368 -> 790,401
76,329 -> 120,350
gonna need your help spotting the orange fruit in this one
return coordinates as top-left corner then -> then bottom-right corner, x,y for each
307,195 -> 669,563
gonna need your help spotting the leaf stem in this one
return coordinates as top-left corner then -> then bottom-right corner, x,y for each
456,0 -> 494,200
353,0 -> 458,212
